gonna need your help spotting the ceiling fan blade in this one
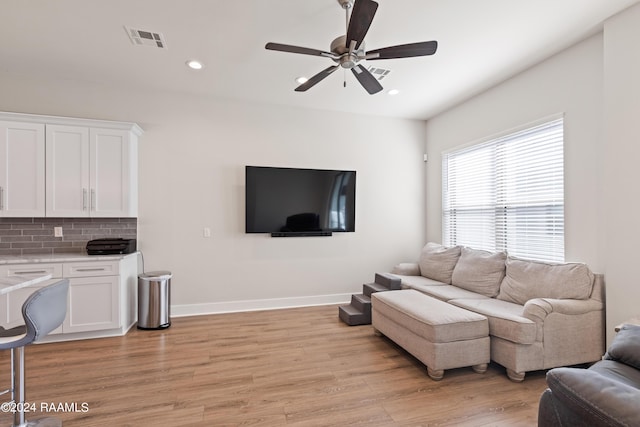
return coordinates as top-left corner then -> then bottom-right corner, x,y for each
346,0 -> 378,51
265,42 -> 337,59
295,66 -> 339,92
351,65 -> 383,95
366,41 -> 438,60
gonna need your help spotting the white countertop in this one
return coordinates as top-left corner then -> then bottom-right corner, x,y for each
0,273 -> 53,295
0,251 -> 139,265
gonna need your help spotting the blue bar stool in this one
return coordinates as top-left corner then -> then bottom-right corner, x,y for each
0,279 -> 69,427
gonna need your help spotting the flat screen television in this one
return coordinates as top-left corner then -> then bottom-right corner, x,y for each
245,166 -> 356,236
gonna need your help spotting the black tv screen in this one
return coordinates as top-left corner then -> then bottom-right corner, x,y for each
245,166 -> 356,235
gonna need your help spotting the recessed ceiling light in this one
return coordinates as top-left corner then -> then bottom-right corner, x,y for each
295,77 -> 308,84
388,89 -> 400,96
186,60 -> 204,70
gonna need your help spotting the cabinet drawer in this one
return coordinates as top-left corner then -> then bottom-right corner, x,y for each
63,261 -> 119,277
0,263 -> 63,279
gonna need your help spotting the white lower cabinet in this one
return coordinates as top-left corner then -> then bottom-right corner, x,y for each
64,261 -> 121,333
0,254 -> 138,341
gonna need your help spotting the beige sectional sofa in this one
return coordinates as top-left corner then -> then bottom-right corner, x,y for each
376,243 -> 605,381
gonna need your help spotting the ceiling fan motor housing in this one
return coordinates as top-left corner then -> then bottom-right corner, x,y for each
337,0 -> 354,9
330,35 -> 364,69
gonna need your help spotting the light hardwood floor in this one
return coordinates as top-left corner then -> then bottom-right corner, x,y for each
0,305 -> 548,426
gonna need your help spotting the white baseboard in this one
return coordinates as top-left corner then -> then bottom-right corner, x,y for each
171,293 -> 352,318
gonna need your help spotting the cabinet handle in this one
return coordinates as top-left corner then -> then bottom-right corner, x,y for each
14,270 -> 48,275
83,189 -> 88,211
0,186 -> 3,210
91,189 -> 96,211
75,268 -> 107,272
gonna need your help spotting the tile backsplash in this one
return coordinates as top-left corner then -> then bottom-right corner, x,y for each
0,218 -> 137,256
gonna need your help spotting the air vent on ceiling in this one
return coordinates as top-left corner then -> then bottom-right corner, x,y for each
367,67 -> 391,81
124,26 -> 167,49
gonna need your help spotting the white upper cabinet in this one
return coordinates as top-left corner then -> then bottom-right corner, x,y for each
46,125 -> 138,217
0,112 -> 142,218
45,125 -> 90,217
90,128 -> 137,217
0,121 -> 46,217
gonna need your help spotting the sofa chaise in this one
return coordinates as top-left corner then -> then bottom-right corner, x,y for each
372,243 -> 605,381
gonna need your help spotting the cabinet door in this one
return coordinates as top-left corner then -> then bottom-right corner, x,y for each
0,121 -> 45,217
64,275 -> 120,333
0,280 -> 63,334
90,128 -> 137,217
45,125 -> 90,217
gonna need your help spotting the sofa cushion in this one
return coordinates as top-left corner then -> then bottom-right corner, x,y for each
589,359 -> 640,389
410,284 -> 490,302
605,324 -> 640,370
497,257 -> 594,306
396,275 -> 447,290
449,298 -> 537,344
451,247 -> 506,297
418,242 -> 461,284
391,263 -> 421,276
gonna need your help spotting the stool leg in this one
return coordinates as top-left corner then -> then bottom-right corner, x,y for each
10,348 -> 16,402
12,347 -> 62,427
14,346 -> 26,427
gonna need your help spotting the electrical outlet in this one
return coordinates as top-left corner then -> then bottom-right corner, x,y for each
203,227 -> 211,238
54,226 -> 63,237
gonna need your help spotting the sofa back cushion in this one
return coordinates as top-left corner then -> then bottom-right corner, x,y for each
497,257 -> 594,305
418,242 -> 461,284
604,324 -> 640,370
451,247 -> 506,297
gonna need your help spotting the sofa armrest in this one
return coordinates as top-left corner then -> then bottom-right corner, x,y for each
391,262 -> 420,276
545,367 -> 640,427
523,297 -> 603,323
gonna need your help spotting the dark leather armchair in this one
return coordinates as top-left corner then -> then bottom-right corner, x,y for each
538,324 -> 640,427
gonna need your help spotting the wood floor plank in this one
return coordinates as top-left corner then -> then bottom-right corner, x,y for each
0,305 -> 548,426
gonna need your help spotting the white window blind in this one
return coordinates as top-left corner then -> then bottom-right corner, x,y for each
442,118 -> 564,262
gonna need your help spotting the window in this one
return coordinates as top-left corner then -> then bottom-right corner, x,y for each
442,117 -> 564,262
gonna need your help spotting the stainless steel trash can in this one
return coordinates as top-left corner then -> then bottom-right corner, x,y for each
138,270 -> 172,330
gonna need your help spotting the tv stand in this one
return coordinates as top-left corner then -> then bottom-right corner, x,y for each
271,231 -> 333,237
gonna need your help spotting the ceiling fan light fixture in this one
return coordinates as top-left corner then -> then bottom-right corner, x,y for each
295,76 -> 308,84
186,59 -> 204,70
388,89 -> 400,96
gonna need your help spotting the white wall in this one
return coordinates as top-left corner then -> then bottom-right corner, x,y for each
0,73 -> 427,314
603,3 -> 640,342
425,34 -> 604,269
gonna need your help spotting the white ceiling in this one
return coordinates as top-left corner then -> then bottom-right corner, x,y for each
2,0 -> 638,120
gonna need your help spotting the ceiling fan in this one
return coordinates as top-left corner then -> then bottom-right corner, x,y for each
265,0 -> 438,95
